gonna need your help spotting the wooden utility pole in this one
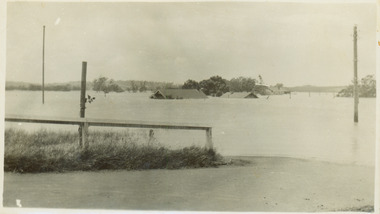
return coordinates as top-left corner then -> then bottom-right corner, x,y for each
80,61 -> 87,118
42,25 -> 45,104
79,61 -> 88,148
353,25 -> 359,123
206,128 -> 213,150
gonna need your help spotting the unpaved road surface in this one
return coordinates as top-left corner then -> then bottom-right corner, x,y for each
3,157 -> 374,212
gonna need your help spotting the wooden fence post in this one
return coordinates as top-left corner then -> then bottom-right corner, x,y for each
6,115 -> 213,150
206,128 -> 213,149
78,128 -> 83,148
79,61 -> 87,148
82,122 -> 89,149
148,129 -> 154,145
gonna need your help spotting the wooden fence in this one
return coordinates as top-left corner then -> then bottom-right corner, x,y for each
4,114 -> 213,149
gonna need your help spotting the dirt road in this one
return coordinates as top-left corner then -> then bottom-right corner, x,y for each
3,157 -> 374,212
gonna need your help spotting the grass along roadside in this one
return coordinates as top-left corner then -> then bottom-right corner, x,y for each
4,128 -> 226,173
338,205 -> 374,212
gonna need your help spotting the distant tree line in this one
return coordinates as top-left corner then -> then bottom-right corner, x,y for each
6,83 -> 81,91
93,77 -> 124,96
181,75 -> 280,97
337,75 -> 376,98
7,75 -> 288,97
121,80 -> 180,92
91,78 -> 184,94
92,80 -> 180,93
6,79 -> 180,92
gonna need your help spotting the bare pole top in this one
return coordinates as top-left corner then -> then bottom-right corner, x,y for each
353,24 -> 358,123
42,25 -> 46,104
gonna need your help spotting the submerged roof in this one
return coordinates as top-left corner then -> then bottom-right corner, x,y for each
221,92 -> 258,98
150,89 -> 208,99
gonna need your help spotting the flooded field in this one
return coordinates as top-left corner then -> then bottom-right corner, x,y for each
4,90 -> 376,166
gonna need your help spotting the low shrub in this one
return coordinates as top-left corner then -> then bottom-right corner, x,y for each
4,128 -> 225,173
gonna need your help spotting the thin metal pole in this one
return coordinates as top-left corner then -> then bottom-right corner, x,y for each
42,25 -> 45,104
353,25 -> 359,123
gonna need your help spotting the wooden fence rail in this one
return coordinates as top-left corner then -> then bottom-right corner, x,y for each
4,114 -> 213,149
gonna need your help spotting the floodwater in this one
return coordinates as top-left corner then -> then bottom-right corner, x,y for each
4,90 -> 376,166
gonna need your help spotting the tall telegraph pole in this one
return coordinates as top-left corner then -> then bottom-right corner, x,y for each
42,25 -> 45,104
353,25 -> 358,123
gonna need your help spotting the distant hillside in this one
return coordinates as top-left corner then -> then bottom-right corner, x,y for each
288,85 -> 345,93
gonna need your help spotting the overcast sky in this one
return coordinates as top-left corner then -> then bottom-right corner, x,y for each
5,1 -> 376,86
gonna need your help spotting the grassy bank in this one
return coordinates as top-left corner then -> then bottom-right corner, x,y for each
339,205 -> 374,212
4,128 -> 225,173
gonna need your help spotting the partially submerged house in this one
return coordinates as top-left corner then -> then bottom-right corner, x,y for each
221,92 -> 258,99
253,84 -> 274,96
150,89 -> 208,99
269,87 -> 291,95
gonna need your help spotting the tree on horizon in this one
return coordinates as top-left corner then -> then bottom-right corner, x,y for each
229,77 -> 256,92
182,79 -> 200,90
199,76 -> 229,97
337,74 -> 376,98
93,77 -> 124,96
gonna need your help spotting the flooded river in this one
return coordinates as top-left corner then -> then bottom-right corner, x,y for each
4,90 -> 376,166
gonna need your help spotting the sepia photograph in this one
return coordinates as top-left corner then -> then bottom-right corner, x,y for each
1,0 -> 377,213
